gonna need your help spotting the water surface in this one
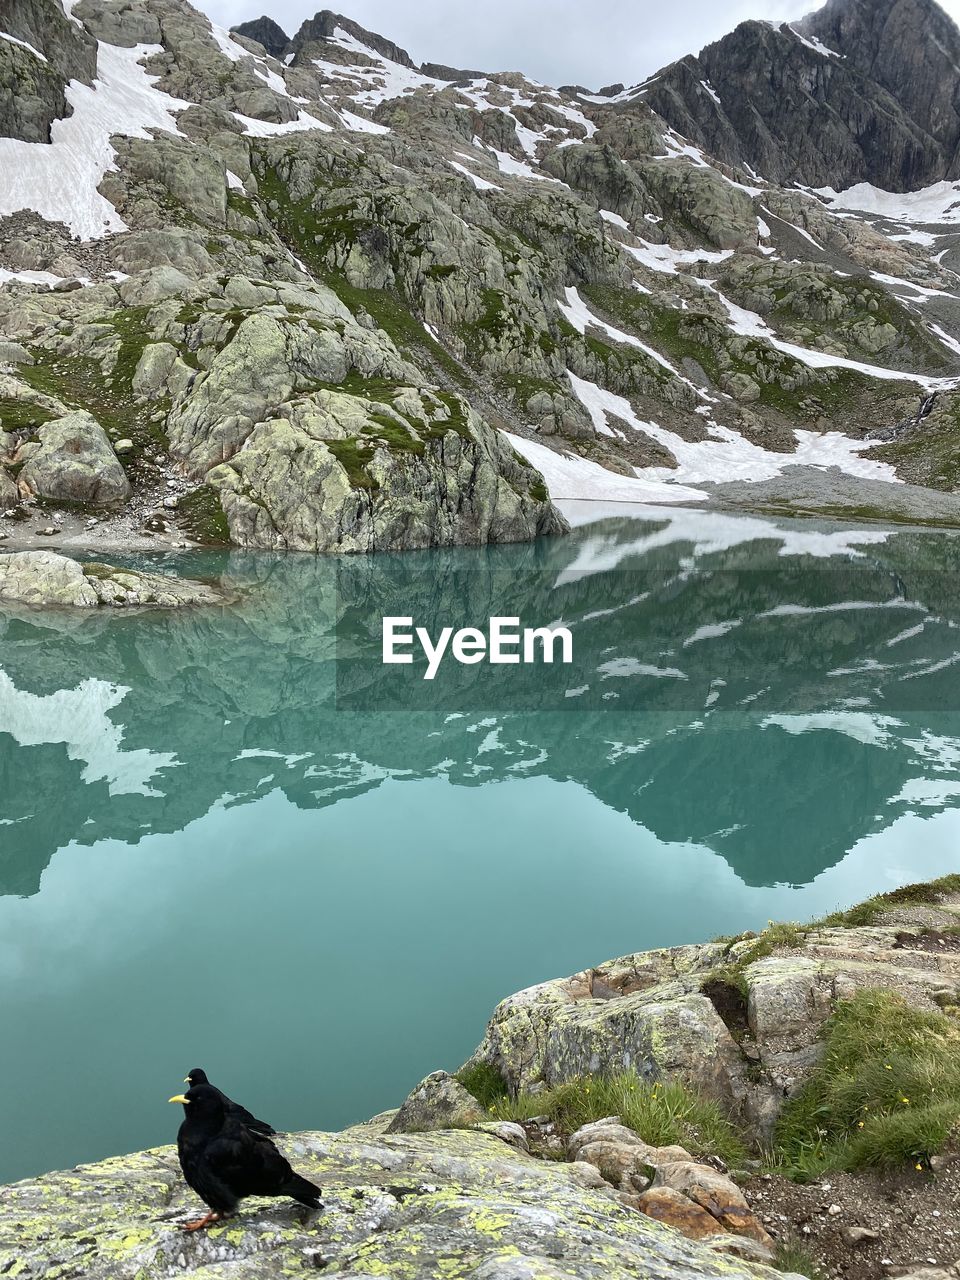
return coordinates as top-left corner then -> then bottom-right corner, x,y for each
3,506 -> 960,1183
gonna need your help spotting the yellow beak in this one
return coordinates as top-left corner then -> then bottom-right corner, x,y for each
168,1094 -> 190,1105
183,1076 -> 191,1084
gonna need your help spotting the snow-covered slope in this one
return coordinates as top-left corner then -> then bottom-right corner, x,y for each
0,0 -> 959,550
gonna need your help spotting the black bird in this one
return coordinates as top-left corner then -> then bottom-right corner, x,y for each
168,1084 -> 322,1231
183,1067 -> 276,1137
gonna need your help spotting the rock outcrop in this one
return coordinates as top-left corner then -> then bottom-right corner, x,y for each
230,15 -> 290,58
0,0 -> 98,143
0,1124 -> 787,1280
0,549 -> 225,607
387,1069 -> 484,1133
467,893 -> 960,1138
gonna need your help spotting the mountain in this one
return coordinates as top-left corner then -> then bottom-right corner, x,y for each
0,0 -> 959,554
640,0 -> 960,191
231,14 -> 290,58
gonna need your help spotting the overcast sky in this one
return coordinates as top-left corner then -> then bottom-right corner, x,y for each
195,0 -> 960,88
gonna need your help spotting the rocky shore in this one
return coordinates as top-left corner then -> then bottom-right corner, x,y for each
4,877 -> 960,1280
0,549 -> 227,607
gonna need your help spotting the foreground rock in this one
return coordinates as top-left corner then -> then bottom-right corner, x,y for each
567,1118 -> 773,1261
0,550 -> 224,607
0,1125 -> 786,1280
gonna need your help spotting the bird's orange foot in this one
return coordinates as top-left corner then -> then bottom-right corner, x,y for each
181,1212 -> 221,1232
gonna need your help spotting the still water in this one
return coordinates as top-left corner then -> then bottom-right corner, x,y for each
3,505 -> 960,1183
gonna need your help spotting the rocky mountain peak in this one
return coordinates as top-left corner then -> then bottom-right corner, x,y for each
289,9 -> 417,68
638,0 -> 960,191
230,14 -> 290,58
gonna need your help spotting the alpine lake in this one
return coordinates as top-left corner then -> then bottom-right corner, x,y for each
3,502 -> 960,1184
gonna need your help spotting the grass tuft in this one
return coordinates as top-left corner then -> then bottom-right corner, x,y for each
455,1062 -> 509,1109
772,1236 -> 826,1279
773,990 -> 960,1178
490,1072 -> 747,1168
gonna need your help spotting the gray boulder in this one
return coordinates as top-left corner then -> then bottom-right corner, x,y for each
17,411 -> 131,506
387,1070 -> 484,1133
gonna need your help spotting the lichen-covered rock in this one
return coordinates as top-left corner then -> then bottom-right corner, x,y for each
387,1070 -> 484,1133
17,411 -> 131,506
0,1126 -> 784,1280
205,390 -> 562,553
0,549 -> 99,606
467,916 -> 960,1138
0,551 -> 224,608
469,943 -> 756,1121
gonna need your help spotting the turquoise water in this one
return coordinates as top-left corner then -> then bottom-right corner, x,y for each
3,505 -> 960,1183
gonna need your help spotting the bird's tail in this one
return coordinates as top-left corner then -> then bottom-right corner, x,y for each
285,1173 -> 322,1209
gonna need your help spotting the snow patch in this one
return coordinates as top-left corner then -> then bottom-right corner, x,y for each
788,25 -> 843,58
503,432 -> 705,505
449,161 -> 500,191
338,108 -> 390,135
0,30 -> 47,61
816,180 -> 960,226
233,110 -> 332,136
623,239 -> 734,275
0,42 -> 187,241
567,373 -> 901,487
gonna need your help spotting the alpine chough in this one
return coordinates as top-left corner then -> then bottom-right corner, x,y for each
168,1084 -> 321,1231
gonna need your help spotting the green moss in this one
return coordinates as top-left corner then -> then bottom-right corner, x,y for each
92,306 -> 153,390
226,189 -> 261,223
19,352 -> 164,449
178,486 -> 231,545
772,1237 -> 827,1279
773,990 -> 960,1177
363,415 -> 426,457
425,264 -> 458,279
428,392 -> 471,441
737,922 -> 807,967
869,404 -> 960,492
326,437 -> 379,490
80,562 -> 118,580
0,398 -> 55,431
580,283 -> 887,417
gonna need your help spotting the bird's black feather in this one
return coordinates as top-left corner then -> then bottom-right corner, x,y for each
185,1068 -> 276,1136
175,1085 -> 321,1218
